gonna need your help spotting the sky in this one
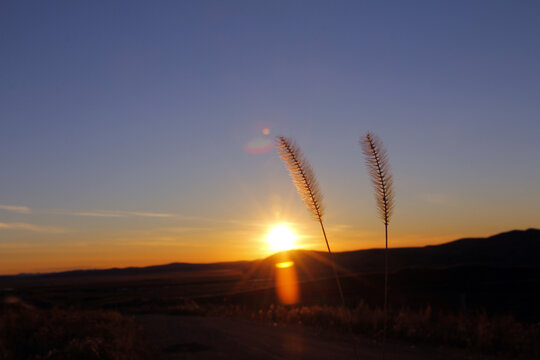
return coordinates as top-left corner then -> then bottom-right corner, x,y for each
1,1 -> 539,274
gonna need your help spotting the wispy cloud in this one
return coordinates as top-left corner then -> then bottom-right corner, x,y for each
126,211 -> 174,218
47,209 -> 253,226
0,222 -> 67,233
0,242 -> 34,250
326,224 -> 353,232
59,211 -> 125,217
48,209 -> 174,218
158,226 -> 207,233
0,204 -> 31,214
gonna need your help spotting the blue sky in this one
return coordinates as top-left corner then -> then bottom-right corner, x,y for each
1,1 -> 539,274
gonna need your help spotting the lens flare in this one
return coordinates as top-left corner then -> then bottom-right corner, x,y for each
276,261 -> 294,268
275,260 -> 299,304
243,137 -> 273,154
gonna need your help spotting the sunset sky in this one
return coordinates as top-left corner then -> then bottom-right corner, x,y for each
1,1 -> 539,274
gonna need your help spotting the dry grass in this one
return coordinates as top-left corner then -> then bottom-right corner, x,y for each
208,301 -> 540,358
275,135 -> 345,307
360,132 -> 395,339
0,301 -> 153,360
275,136 -> 324,221
360,132 -> 395,227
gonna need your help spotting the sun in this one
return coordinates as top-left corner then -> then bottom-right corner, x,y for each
267,224 -> 297,251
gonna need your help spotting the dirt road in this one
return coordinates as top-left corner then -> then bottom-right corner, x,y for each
137,314 -> 497,360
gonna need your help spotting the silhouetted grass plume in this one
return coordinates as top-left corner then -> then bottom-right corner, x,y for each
360,132 -> 395,340
275,136 -> 345,306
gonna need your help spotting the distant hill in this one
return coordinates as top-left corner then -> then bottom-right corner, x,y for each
1,228 -> 538,281
250,228 -> 540,279
0,261 -> 253,282
338,227 -> 540,272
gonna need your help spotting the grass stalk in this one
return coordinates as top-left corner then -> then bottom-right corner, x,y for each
360,132 -> 395,342
275,135 -> 345,307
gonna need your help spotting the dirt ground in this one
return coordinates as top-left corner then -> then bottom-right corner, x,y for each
136,314 -> 500,360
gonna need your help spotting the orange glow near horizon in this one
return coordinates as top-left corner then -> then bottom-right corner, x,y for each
0,215 -> 531,275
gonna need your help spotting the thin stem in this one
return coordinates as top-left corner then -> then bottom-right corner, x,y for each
321,220 -> 360,359
384,223 -> 388,342
318,219 -> 345,308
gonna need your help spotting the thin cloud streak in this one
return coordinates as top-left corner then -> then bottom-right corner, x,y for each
47,208 -> 259,227
158,226 -> 208,233
126,211 -> 174,218
0,222 -> 67,233
48,209 -> 174,218
0,242 -> 34,249
3,206 -> 266,236
63,211 -> 124,217
0,204 -> 31,214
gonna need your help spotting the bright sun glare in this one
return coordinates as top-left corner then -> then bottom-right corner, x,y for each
267,224 -> 297,251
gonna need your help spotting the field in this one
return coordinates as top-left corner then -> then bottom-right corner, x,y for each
1,229 -> 540,359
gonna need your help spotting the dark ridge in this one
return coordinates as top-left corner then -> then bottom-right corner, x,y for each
0,261 -> 254,281
249,228 -> 540,279
1,228 -> 538,280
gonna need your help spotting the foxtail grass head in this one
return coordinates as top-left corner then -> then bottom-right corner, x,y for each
275,136 -> 324,221
360,132 -> 395,226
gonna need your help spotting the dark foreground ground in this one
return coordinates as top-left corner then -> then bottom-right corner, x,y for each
1,229 -> 539,359
137,314 -> 501,360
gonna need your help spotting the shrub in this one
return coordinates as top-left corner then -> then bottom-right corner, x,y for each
0,301 -> 152,360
